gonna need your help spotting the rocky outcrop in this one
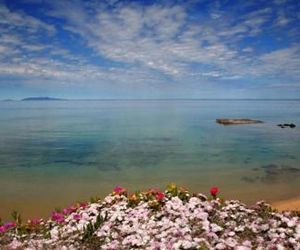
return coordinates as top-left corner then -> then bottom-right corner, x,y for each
216,118 -> 263,125
277,123 -> 296,128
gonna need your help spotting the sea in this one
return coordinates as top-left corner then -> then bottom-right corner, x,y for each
0,99 -> 299,219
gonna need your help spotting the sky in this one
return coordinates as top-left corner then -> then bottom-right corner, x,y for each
0,0 -> 300,99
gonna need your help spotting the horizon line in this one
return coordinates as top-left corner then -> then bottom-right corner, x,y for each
2,97 -> 300,101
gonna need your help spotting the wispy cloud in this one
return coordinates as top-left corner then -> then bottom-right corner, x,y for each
0,0 -> 299,98
45,1 -> 300,80
0,4 -> 55,34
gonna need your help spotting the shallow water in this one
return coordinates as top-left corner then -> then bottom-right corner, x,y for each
0,100 -> 300,219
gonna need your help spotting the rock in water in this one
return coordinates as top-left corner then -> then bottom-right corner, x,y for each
277,123 -> 296,128
216,119 -> 263,125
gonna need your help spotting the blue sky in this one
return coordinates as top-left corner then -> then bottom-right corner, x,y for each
0,0 -> 300,99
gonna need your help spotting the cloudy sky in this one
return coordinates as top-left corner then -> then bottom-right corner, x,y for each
0,0 -> 300,99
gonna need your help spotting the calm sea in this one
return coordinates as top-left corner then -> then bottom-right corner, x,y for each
0,100 -> 300,219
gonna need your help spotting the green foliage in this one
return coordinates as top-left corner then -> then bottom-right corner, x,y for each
82,214 -> 105,242
198,244 -> 210,250
90,196 -> 101,203
148,200 -> 161,210
255,203 -> 275,220
11,210 -> 22,225
236,227 -> 257,242
54,207 -> 61,213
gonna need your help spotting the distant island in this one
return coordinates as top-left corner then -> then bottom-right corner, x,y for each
21,97 -> 66,101
1,99 -> 14,102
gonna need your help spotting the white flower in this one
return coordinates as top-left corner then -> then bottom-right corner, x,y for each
235,225 -> 245,232
236,246 -> 251,250
225,237 -> 237,247
277,244 -> 285,250
50,227 -> 59,240
287,218 -> 297,227
215,242 -> 227,249
211,223 -> 223,233
228,231 -> 235,236
8,238 -> 22,249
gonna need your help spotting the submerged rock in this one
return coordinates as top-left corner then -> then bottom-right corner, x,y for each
216,118 -> 263,125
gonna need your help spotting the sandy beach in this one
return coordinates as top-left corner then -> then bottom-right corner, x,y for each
272,197 -> 300,211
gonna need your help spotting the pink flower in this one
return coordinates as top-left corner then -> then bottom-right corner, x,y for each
210,186 -> 219,198
51,212 -> 65,224
73,214 -> 81,220
63,206 -> 77,215
63,208 -> 71,215
156,192 -> 165,201
63,205 -> 78,215
0,226 -> 6,233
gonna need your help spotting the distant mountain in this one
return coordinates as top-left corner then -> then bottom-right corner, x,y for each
21,97 -> 66,101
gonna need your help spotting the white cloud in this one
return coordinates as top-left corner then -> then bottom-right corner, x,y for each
0,4 -> 55,35
259,46 -> 300,75
275,12 -> 291,27
242,47 -> 253,53
0,0 -> 299,90
47,2 -> 241,79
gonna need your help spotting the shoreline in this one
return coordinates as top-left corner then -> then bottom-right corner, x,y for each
271,196 -> 300,211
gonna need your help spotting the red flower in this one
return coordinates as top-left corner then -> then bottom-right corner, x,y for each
27,219 -> 41,226
156,192 -> 165,201
79,202 -> 88,209
210,186 -> 219,198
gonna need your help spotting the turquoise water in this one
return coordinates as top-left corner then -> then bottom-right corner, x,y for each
0,100 -> 300,219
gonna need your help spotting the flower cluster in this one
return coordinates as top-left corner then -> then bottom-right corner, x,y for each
0,185 -> 299,249
0,221 -> 16,233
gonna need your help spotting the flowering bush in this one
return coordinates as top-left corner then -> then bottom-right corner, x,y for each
0,185 -> 299,249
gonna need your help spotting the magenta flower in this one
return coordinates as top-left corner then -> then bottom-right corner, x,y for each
0,221 -> 16,233
113,185 -> 124,194
0,226 -> 6,233
4,222 -> 16,229
73,214 -> 81,221
51,212 -> 65,224
63,208 -> 70,215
